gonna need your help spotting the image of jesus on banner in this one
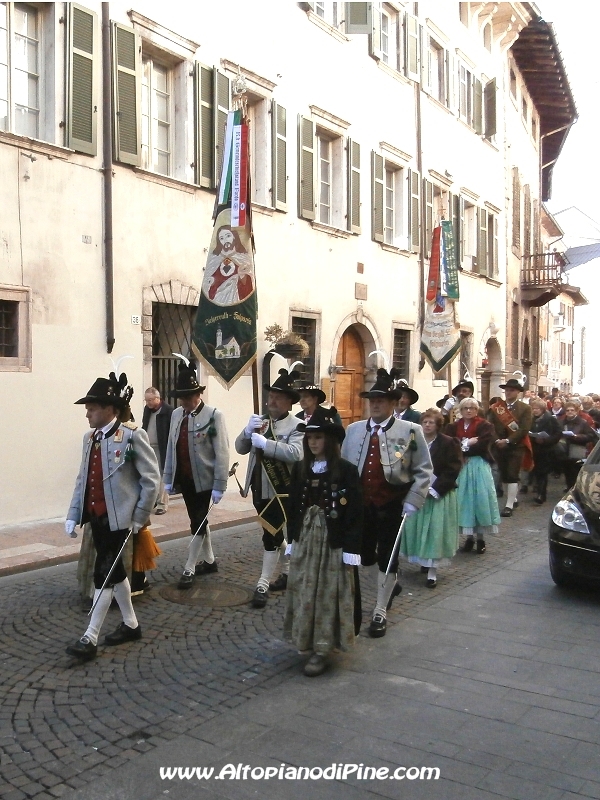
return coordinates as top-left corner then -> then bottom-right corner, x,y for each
201,210 -> 254,307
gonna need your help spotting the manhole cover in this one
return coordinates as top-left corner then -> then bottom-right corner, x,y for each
159,581 -> 253,607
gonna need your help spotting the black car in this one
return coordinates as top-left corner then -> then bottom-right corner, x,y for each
549,441 -> 600,587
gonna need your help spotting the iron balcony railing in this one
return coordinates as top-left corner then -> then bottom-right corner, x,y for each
521,252 -> 568,288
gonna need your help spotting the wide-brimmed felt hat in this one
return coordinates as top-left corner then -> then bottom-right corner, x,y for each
264,368 -> 301,403
75,373 -> 133,408
295,383 -> 327,405
395,380 -> 419,406
360,368 -> 401,400
499,378 -> 524,391
170,359 -> 206,397
436,394 -> 450,409
297,406 -> 345,443
452,380 -> 474,396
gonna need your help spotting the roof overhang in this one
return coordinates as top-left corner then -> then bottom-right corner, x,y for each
560,284 -> 588,306
511,17 -> 577,202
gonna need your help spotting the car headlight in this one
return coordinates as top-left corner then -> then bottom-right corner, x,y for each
552,499 -> 590,534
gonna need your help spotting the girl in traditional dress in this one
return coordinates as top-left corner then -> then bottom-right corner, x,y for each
445,397 -> 500,554
284,408 -> 362,677
400,409 -> 462,588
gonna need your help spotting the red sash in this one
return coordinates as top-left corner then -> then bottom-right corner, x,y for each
490,400 -> 534,471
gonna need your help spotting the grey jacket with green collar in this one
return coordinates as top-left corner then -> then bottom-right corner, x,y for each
163,403 -> 230,493
341,417 -> 432,509
67,423 -> 160,531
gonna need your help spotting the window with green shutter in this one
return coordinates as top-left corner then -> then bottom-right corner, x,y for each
347,138 -> 360,234
473,78 -> 483,134
298,115 -> 315,221
408,169 -> 420,252
404,13 -> 420,82
67,4 -> 98,155
213,69 -> 230,188
484,78 -> 496,138
194,62 -> 213,188
271,100 -> 287,210
424,179 -> 433,256
371,151 -> 384,243
111,22 -> 141,166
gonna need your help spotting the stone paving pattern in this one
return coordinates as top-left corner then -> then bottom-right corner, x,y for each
0,479 -> 598,799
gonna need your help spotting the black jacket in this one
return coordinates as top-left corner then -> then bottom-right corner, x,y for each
141,401 -> 174,470
529,411 -> 561,474
429,434 -> 463,497
287,458 -> 363,554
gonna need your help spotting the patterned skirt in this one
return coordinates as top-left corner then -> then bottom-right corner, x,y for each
283,506 -> 355,655
400,490 -> 459,568
456,456 -> 500,536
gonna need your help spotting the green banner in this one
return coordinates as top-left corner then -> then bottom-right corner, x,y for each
441,220 -> 460,301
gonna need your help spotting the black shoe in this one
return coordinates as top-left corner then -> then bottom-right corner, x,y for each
420,566 -> 428,574
178,570 -> 195,589
386,583 -> 402,610
195,561 -> 218,576
500,507 -> 513,517
461,537 -> 475,552
252,586 -> 269,608
304,654 -> 328,677
104,622 -> 142,646
476,539 -> 486,554
426,579 -> 437,588
368,614 -> 387,638
269,573 -> 288,592
534,496 -> 545,505
66,636 -> 97,661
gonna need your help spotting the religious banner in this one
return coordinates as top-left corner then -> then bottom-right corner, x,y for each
193,110 -> 257,389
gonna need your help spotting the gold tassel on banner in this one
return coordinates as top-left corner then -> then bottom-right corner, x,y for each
132,526 -> 162,572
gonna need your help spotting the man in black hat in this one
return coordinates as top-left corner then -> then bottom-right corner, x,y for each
65,372 -> 160,661
393,381 -> 421,423
487,378 -> 532,517
341,369 -> 432,638
438,380 -> 475,423
163,358 -> 230,588
296,384 -> 342,426
235,369 -> 304,607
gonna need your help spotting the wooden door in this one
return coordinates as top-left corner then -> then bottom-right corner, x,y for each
334,327 -> 365,427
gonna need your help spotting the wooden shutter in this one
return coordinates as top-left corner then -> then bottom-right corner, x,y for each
347,139 -> 361,234
368,4 -> 382,60
111,23 -> 141,166
451,193 -> 463,264
532,197 -> 540,255
371,151 -> 384,243
213,69 -> 230,189
424,179 -> 433,255
271,101 -> 287,210
405,14 -> 420,81
345,2 -> 371,35
493,215 -> 499,277
484,78 -> 497,138
474,78 -> 483,134
421,30 -> 430,92
298,115 -> 315,220
66,4 -> 98,155
477,207 -> 488,275
523,184 -> 531,256
512,167 -> 521,250
194,63 -> 213,188
408,169 -> 420,252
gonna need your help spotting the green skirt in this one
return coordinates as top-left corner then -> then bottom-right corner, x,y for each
283,506 -> 355,656
400,491 -> 459,568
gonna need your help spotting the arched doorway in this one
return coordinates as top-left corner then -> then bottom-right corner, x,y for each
479,337 -> 503,409
334,326 -> 365,426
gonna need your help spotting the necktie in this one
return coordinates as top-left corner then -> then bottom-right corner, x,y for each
371,424 -> 380,438
93,430 -> 103,442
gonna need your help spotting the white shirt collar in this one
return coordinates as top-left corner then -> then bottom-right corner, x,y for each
369,415 -> 393,434
99,418 -> 118,436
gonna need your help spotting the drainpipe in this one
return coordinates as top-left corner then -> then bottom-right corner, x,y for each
415,4 -> 425,367
102,2 -> 115,353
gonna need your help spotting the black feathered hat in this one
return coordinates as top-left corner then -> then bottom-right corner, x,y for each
170,356 -> 205,397
75,372 -> 133,408
395,379 -> 419,406
297,406 -> 345,443
264,368 -> 301,403
295,383 -> 326,404
452,380 -> 474,396
360,368 -> 402,400
499,378 -> 524,391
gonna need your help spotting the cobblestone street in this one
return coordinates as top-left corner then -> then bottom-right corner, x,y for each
1,479 -> 598,799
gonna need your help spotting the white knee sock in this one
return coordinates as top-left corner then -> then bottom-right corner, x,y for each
257,550 -> 279,590
502,483 -> 508,501
113,578 -> 138,629
198,527 -> 215,564
278,541 -> 290,575
374,571 -> 397,618
427,567 -> 437,581
506,483 -> 518,509
185,534 -> 205,573
84,588 -> 113,645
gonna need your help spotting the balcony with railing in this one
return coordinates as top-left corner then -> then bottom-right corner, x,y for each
521,251 -> 568,306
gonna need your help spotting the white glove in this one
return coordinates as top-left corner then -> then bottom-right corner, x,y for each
132,522 -> 143,534
245,414 -> 263,437
251,432 -> 267,450
428,487 -> 440,499
164,484 -> 173,493
211,489 -> 224,504
443,396 -> 456,412
403,503 -> 418,517
64,520 -> 77,538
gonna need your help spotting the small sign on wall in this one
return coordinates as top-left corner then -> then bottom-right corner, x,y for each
131,315 -> 140,325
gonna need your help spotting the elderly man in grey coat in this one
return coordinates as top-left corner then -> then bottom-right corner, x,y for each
65,372 -> 160,661
163,358 -> 230,588
235,369 -> 304,608
342,369 -> 432,638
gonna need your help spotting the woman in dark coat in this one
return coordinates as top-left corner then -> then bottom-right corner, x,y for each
400,409 -> 462,588
560,403 -> 598,489
284,408 -> 362,677
528,399 -> 561,504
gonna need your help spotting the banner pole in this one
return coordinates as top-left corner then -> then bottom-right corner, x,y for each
251,359 -> 262,497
